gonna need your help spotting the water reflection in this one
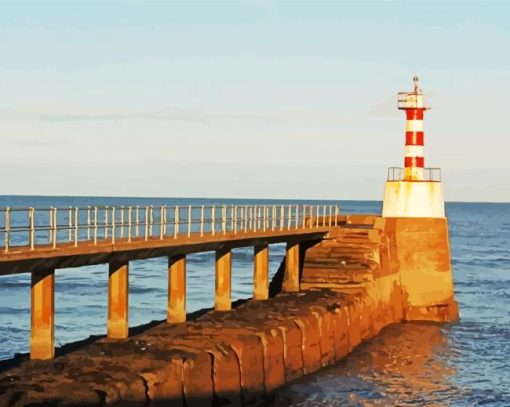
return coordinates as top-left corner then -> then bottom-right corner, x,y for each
273,322 -> 468,406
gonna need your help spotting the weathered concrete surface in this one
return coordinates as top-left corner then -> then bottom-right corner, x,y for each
0,215 -> 458,406
0,289 -> 397,406
302,215 -> 459,323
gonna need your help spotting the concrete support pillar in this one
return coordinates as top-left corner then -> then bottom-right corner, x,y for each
168,255 -> 186,323
108,261 -> 129,339
283,242 -> 300,292
253,244 -> 269,300
215,248 -> 232,311
30,269 -> 55,360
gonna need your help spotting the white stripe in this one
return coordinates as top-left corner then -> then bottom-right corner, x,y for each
405,120 -> 423,132
401,94 -> 424,109
404,145 -> 424,157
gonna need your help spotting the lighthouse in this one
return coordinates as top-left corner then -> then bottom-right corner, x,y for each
382,77 -> 445,218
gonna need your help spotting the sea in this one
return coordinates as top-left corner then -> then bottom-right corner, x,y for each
0,196 -> 509,406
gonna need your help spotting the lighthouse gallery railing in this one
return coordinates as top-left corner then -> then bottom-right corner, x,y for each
387,167 -> 441,182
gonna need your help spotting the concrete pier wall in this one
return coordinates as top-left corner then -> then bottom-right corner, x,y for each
0,290 -> 402,406
0,216 -> 458,406
301,215 -> 458,323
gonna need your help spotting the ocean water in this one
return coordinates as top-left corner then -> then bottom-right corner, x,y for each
274,202 -> 510,406
0,197 -> 509,405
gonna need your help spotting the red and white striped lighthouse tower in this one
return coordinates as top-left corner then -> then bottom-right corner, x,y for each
382,76 -> 445,218
401,76 -> 427,181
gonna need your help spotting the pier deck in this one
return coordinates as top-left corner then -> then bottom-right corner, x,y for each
0,203 -> 339,360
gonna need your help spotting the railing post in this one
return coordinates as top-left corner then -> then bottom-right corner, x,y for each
108,260 -> 129,339
29,207 -> 35,250
246,207 -> 250,231
215,248 -> 232,311
135,206 -> 140,238
30,269 -> 55,360
230,205 -> 235,231
144,206 -> 149,241
211,205 -> 216,236
174,206 -> 180,238
250,206 -> 254,232
160,206 -> 165,240
283,242 -> 300,292
262,205 -> 267,232
4,207 -> 10,253
111,207 -> 116,244
48,207 -> 54,244
94,207 -> 98,245
253,244 -> 269,300
149,206 -> 154,238
128,206 -> 132,242
52,208 -> 57,248
280,206 -> 284,231
301,205 -> 306,228
74,207 -> 79,247
272,205 -> 276,231
316,206 -> 320,228
168,255 -> 186,323
222,205 -> 227,235
86,206 -> 91,241
104,206 -> 109,240
68,206 -> 72,241
249,206 -> 253,231
295,204 -> 299,229
335,205 -> 339,226
243,205 -> 247,233
120,206 -> 125,239
187,205 -> 192,238
200,205 -> 204,237
233,205 -> 238,234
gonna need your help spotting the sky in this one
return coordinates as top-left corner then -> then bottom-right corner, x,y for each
0,1 -> 509,202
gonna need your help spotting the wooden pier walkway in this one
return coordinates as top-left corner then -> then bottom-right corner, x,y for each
0,203 -> 338,360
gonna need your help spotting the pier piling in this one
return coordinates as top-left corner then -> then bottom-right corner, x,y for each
107,260 -> 129,339
283,242 -> 300,292
215,248 -> 232,311
253,243 -> 269,300
30,269 -> 55,360
168,255 -> 187,323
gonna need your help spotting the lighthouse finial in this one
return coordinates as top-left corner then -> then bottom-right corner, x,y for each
413,76 -> 420,93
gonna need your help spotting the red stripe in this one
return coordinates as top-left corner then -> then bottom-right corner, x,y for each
405,131 -> 424,145
405,109 -> 425,120
404,156 -> 424,167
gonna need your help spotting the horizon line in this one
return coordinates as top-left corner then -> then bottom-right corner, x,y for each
0,193 -> 508,205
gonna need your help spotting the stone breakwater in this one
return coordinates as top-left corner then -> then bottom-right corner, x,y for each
0,289 -> 397,406
0,215 -> 459,406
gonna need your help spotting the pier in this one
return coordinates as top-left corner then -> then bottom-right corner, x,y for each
0,205 -> 458,406
0,204 -> 337,360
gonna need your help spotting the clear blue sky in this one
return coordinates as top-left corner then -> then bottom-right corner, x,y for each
1,1 -> 509,201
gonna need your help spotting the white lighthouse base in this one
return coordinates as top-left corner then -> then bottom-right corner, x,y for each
382,181 -> 445,218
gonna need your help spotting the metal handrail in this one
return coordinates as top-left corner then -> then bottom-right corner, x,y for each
387,167 -> 441,182
397,91 -> 429,110
0,204 -> 340,253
